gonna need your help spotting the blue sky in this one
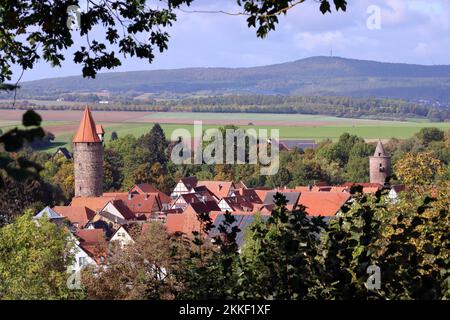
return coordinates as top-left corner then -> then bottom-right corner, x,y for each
13,0 -> 450,81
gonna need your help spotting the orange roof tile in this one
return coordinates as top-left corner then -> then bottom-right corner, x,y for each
70,196 -> 115,212
73,107 -> 101,143
298,192 -> 351,216
130,183 -> 172,204
165,213 -> 185,234
95,124 -> 105,135
76,229 -> 106,244
197,181 -> 235,199
52,206 -> 95,228
112,193 -> 161,214
79,243 -> 108,265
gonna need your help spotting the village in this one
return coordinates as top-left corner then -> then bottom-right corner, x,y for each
34,108 -> 406,273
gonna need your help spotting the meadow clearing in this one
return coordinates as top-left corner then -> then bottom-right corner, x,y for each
1,110 -> 449,153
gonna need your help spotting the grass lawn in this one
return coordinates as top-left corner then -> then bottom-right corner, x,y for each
1,111 -> 449,153
29,121 -> 450,153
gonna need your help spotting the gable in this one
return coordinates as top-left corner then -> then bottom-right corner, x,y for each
102,202 -> 126,219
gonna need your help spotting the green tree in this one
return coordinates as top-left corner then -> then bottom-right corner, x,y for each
137,123 -> 169,167
237,193 -> 326,299
415,127 -> 445,146
394,152 -> 444,190
82,222 -> 186,299
0,211 -> 80,299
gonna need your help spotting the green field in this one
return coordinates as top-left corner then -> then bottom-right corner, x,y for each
1,112 -> 449,153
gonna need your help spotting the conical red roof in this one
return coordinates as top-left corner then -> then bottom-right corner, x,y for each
73,107 -> 101,143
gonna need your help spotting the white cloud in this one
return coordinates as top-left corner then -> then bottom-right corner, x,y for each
294,31 -> 344,51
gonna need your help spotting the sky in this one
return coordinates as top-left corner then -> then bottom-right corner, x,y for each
11,0 -> 450,82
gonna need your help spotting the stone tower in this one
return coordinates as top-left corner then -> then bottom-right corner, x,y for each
369,140 -> 391,185
73,107 -> 103,197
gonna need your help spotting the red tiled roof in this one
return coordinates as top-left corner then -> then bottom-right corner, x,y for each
180,177 -> 198,190
238,188 -> 263,203
108,200 -> 136,220
391,184 -> 406,193
165,213 -> 185,234
221,196 -> 255,212
197,180 -> 235,199
70,196 -> 115,212
188,201 -> 221,214
130,183 -> 172,204
72,107 -> 101,143
76,228 -> 106,244
338,183 -> 382,194
113,193 -> 162,214
79,243 -> 108,265
52,206 -> 95,228
103,192 -> 128,197
253,189 -> 272,203
95,124 -> 105,135
298,192 -> 351,216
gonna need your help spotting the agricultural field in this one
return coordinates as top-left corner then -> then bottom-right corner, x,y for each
0,110 -> 449,153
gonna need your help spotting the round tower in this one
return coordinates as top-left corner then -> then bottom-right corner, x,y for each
73,107 -> 103,197
369,140 -> 391,185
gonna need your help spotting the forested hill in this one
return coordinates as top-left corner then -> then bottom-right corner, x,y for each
15,56 -> 450,101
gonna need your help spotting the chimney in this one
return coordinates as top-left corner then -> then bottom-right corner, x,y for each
145,193 -> 149,200
308,184 -> 312,191
128,193 -> 132,200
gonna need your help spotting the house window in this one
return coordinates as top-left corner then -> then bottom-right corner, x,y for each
79,257 -> 87,267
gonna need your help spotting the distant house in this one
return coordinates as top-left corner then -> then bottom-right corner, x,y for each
88,210 -> 129,238
75,229 -> 108,265
69,233 -> 97,274
34,206 -> 66,222
170,192 -> 217,211
337,182 -> 383,194
52,206 -> 96,229
297,192 -> 351,217
70,196 -> 116,212
170,177 -> 198,199
388,184 -> 406,203
100,200 -> 136,221
218,196 -> 256,213
53,147 -> 72,160
165,202 -> 221,235
130,183 -> 172,206
278,139 -> 317,151
263,191 -> 301,210
170,177 -> 237,201
110,225 -> 135,247
197,181 -> 236,199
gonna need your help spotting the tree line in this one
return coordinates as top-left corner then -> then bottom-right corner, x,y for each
1,94 -> 448,121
